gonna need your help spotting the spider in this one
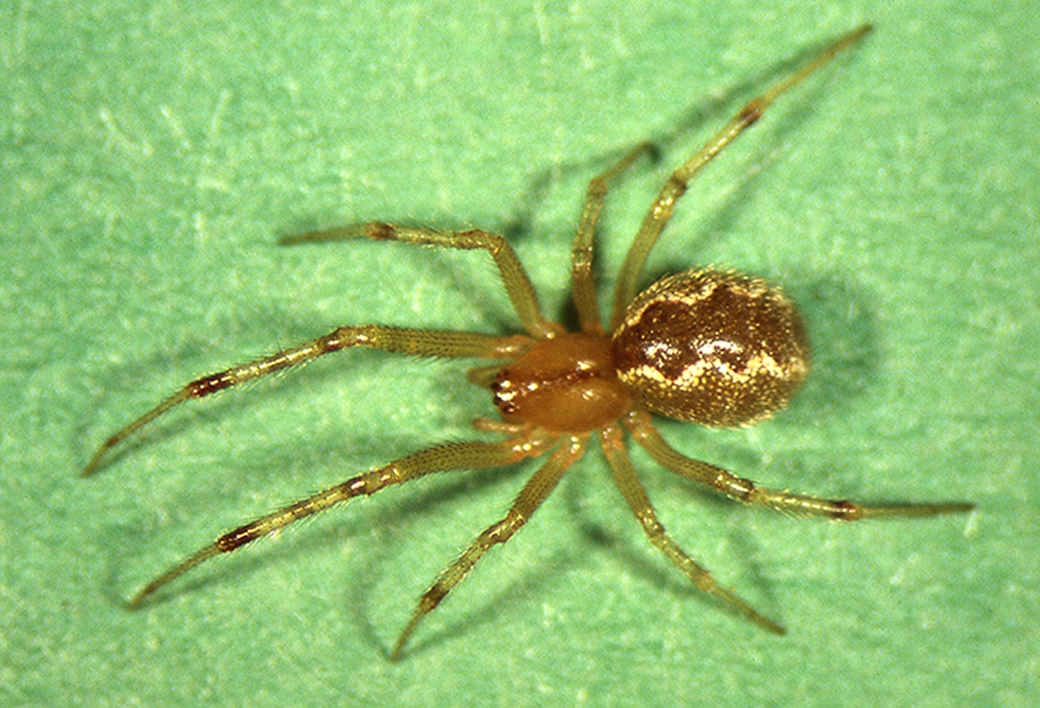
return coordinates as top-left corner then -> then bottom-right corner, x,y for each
83,24 -> 973,660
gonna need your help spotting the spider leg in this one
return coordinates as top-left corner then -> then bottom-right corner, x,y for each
391,435 -> 587,660
128,434 -> 556,609
571,142 -> 658,335
282,222 -> 559,339
82,326 -> 532,476
610,24 -> 873,329
600,424 -> 786,634
625,410 -> 975,519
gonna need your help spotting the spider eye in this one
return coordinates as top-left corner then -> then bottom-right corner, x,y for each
611,269 -> 809,427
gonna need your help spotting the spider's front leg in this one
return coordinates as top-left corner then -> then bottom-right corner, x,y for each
82,326 -> 531,476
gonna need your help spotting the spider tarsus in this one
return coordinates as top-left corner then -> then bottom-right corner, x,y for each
81,444 -> 113,477
852,22 -> 874,39
280,222 -> 393,246
739,602 -> 787,635
706,576 -> 786,635
128,581 -> 167,610
390,610 -> 427,662
127,589 -> 149,610
388,639 -> 408,663
854,501 -> 977,520
758,615 -> 787,636
129,543 -> 223,609
828,499 -> 864,520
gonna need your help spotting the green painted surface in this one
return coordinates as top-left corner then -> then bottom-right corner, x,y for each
3,2 -> 1036,706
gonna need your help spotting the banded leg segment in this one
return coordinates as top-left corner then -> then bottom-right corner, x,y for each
82,326 -> 533,476
282,222 -> 557,339
570,142 -> 657,335
129,436 -> 555,608
600,425 -> 785,634
391,435 -> 587,660
625,410 -> 975,520
610,25 -> 874,329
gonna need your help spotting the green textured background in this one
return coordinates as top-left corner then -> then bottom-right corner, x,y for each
4,1 -> 1037,706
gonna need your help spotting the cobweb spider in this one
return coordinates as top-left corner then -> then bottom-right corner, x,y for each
84,25 -> 973,660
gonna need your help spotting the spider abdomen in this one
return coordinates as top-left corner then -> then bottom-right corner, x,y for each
492,332 -> 631,433
611,269 -> 809,427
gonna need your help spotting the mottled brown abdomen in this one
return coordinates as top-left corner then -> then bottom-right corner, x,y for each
610,269 -> 809,427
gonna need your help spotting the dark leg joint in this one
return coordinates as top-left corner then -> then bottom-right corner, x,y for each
830,500 -> 863,521
216,524 -> 259,552
323,328 -> 358,352
725,474 -> 756,502
367,222 -> 394,240
188,372 -> 234,398
739,99 -> 763,126
421,586 -> 448,613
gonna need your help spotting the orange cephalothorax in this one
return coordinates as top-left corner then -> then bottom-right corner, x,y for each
492,332 -> 631,433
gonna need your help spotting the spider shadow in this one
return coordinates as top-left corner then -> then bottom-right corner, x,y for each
782,274 -> 881,425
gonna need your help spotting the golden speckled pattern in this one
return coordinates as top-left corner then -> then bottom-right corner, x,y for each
612,270 -> 808,426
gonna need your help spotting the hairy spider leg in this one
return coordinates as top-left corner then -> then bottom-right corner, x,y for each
610,24 -> 875,330
81,327 -> 533,476
391,435 -> 587,660
81,220 -> 561,477
625,410 -> 975,519
282,222 -> 559,339
570,141 -> 659,335
128,433 -> 557,611
599,424 -> 786,634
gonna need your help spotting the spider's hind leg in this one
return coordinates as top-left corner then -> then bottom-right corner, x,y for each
600,424 -> 786,634
626,411 -> 974,520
